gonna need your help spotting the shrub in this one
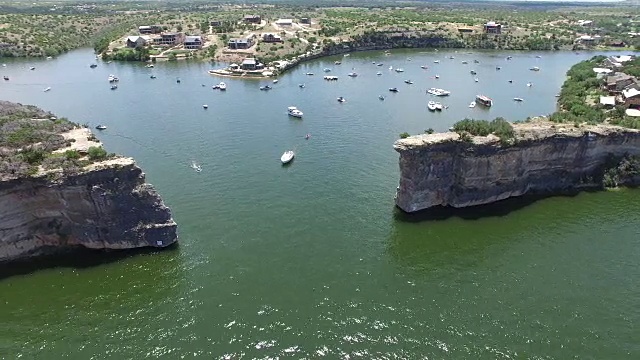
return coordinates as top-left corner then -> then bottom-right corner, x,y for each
425,128 -> 435,134
399,132 -> 410,139
19,147 -> 46,165
452,117 -> 515,144
87,146 -> 107,161
64,150 -> 81,160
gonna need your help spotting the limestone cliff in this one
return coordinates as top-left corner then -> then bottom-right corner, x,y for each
394,121 -> 640,212
0,101 -> 176,262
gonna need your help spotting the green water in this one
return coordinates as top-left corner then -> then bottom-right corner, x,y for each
0,49 -> 639,359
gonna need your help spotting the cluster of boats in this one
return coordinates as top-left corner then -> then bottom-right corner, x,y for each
212,82 -> 226,90
427,101 -> 444,111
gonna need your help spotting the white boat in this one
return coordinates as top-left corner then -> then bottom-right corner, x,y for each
323,75 -> 338,81
389,66 -> 393,70
334,61 -> 341,65
461,61 -> 468,64
348,72 -> 358,77
203,104 -> 209,109
287,106 -> 303,118
191,161 -> 202,172
530,66 -> 540,71
323,68 -> 331,72
110,84 -> 118,90
527,82 -> 533,87
29,66 -> 35,70
388,87 -> 399,92
427,88 -> 450,96
407,57 -> 412,61
337,96 -> 346,103
476,95 -> 493,107
376,72 -> 382,76
299,83 -> 305,88
218,82 -> 227,90
2,64 -> 6,67
421,65 -> 428,69
434,102 -> 443,111
434,75 -> 440,79
394,68 -> 404,73
96,125 -> 107,130
404,79 -> 413,84
427,101 -> 437,111
146,64 -> 154,68
344,54 -> 350,57
379,95 -> 385,100
474,78 -> 479,83
281,151 -> 295,164
43,87 -> 51,92
469,101 -> 476,108
434,60 -> 440,63
273,79 -> 279,83
513,97 -> 524,102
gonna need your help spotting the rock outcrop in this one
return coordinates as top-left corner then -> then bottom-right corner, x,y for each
0,101 -> 176,262
394,120 -> 640,212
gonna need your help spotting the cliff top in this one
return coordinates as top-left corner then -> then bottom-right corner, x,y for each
394,118 -> 640,152
0,101 -> 121,181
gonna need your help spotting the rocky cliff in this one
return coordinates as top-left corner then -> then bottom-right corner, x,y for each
0,101 -> 176,262
394,121 -> 640,212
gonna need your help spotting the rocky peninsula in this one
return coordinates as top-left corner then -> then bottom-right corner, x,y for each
0,101 -> 177,263
394,120 -> 640,213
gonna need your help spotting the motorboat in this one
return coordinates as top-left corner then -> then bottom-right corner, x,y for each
475,95 -> 493,107
90,64 -> 97,68
273,79 -> 279,83
449,56 -> 455,59
421,65 -> 428,69
2,76 -> 8,81
379,95 -> 385,100
474,59 -> 480,63
388,87 -> 399,92
191,161 -> 202,172
530,66 -> 540,71
203,104 -> 208,109
324,68 -> 331,72
96,125 -> 107,130
348,72 -> 358,77
176,78 -> 181,83
427,101 -> 437,111
506,56 -> 512,60
287,106 -> 303,118
469,101 -> 476,108
496,66 -> 501,70
110,84 -> 118,90
508,80 -> 513,83
527,82 -> 533,87
306,72 -> 314,76
323,75 -> 338,80
434,102 -> 443,111
344,54 -> 350,57
337,96 -> 346,103
407,57 -> 412,61
470,70 -> 477,75
218,82 -> 227,90
434,60 -> 440,63
461,61 -> 468,64
146,64 -> 154,68
372,61 -> 377,64
513,97 -> 524,102
305,133 -> 311,140
376,72 -> 382,76
474,78 -> 479,83
260,85 -> 272,90
389,66 -> 393,70
394,68 -> 404,73
150,75 -> 156,79
299,83 -> 305,88
212,84 -> 220,89
108,74 -> 119,82
377,63 -> 383,66
404,80 -> 413,84
427,88 -> 450,96
335,61 -> 341,65
434,75 -> 440,79
536,55 -> 542,58
29,66 -> 35,70
281,151 -> 295,164
43,87 -> 51,92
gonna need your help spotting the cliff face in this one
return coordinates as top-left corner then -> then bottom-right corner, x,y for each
394,122 -> 640,212
0,158 -> 177,262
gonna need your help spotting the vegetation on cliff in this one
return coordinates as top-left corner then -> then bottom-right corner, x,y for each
0,101 -> 113,180
452,118 -> 516,145
602,154 -> 640,188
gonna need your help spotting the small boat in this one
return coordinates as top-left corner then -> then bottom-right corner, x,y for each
427,88 -> 450,96
404,80 -> 413,84
2,76 -> 8,81
108,74 -> 119,82
476,95 -> 493,107
506,56 -> 512,60
287,106 -> 303,118
335,61 -> 341,65
379,95 -> 385,100
96,125 -> 107,130
421,65 -> 428,69
427,101 -> 437,111
372,61 -> 377,64
376,72 -> 382,76
176,78 -> 181,83
496,66 -> 501,70
348,72 -> 358,77
46,56 -> 52,60
337,96 -> 346,103
305,133 -> 311,140
2,64 -> 6,67
434,60 -> 440,63
469,101 -> 476,108
203,104 -> 208,109
434,75 -> 440,79
513,97 -> 524,102
191,161 -> 202,172
43,87 -> 51,92
150,75 -> 156,79
212,84 -> 220,89
324,68 -> 331,72
530,66 -> 540,71
29,66 -> 35,70
110,84 -> 118,90
434,102 -> 443,111
535,55 -> 542,59
527,82 -> 532,87
323,75 -> 338,81
474,59 -> 480,63
388,87 -> 399,92
281,151 -> 295,164
394,68 -> 404,73
449,56 -> 455,59
344,54 -> 350,57
474,78 -> 479,83
218,82 -> 227,90
508,80 -> 513,83
305,72 -> 314,76
146,64 -> 154,68
377,63 -> 383,66
89,64 -> 97,68
260,85 -> 272,91
470,70 -> 477,75
461,61 -> 468,64
407,58 -> 412,61
389,66 -> 393,70
299,83 -> 305,88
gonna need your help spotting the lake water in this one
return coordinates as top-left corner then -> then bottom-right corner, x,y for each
0,48 -> 639,359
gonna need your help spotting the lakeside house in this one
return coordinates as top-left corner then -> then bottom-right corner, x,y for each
276,19 -> 293,27
184,36 -> 203,50
126,36 -> 150,48
300,18 -> 311,25
153,32 -> 183,46
240,58 -> 264,71
577,35 -> 600,45
244,15 -> 261,24
262,33 -> 283,43
228,37 -> 254,50
138,25 -> 163,35
623,88 -> 640,107
483,21 -> 502,34
599,96 -> 616,108
606,73 -> 636,92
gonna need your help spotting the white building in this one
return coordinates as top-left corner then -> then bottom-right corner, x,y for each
275,19 -> 293,26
